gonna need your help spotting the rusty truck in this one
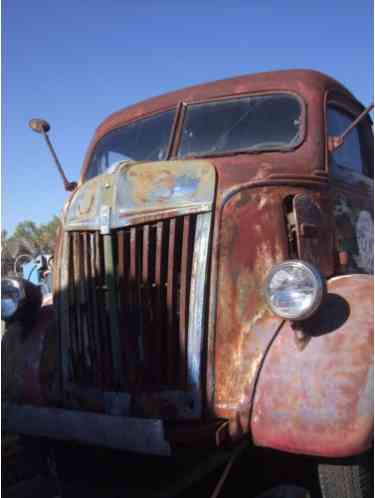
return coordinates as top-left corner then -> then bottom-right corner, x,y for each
2,69 -> 373,497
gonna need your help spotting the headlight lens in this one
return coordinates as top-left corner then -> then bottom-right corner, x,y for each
264,260 -> 324,320
1,277 -> 42,323
1,278 -> 25,321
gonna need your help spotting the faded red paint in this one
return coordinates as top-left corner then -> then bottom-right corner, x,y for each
80,69 -> 354,183
251,275 -> 373,457
5,70 -> 373,458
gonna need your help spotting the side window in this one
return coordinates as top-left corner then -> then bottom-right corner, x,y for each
327,106 -> 365,175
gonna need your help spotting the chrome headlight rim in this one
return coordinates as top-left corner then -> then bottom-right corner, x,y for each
264,260 -> 325,321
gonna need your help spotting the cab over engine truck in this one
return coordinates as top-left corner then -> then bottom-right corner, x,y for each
2,70 -> 373,497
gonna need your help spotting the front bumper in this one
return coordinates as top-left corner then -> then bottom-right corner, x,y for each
3,402 -> 171,456
3,402 -> 230,456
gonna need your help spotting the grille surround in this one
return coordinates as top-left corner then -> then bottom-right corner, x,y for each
58,212 -> 212,418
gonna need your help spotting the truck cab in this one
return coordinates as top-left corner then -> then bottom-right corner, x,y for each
2,69 -> 373,496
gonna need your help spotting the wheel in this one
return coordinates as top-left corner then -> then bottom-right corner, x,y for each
318,452 -> 373,498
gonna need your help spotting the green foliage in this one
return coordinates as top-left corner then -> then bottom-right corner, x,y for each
2,216 -> 61,260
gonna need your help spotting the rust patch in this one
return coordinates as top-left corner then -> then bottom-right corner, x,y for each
214,187 -> 290,424
116,160 -> 215,213
251,275 -> 373,457
294,192 -> 335,276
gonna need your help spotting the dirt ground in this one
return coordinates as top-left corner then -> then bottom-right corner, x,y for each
3,436 -> 319,498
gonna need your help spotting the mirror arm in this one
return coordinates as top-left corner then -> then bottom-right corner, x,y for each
328,102 -> 374,152
39,128 -> 77,192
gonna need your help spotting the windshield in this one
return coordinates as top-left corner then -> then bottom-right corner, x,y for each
86,110 -> 175,180
177,93 -> 303,158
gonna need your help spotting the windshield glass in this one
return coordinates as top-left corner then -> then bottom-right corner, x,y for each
86,110 -> 175,180
177,94 -> 303,158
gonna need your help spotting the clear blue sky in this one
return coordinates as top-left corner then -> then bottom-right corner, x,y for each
2,0 -> 373,235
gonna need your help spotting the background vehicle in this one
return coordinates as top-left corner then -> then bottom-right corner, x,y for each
18,253 -> 53,296
2,69 -> 373,497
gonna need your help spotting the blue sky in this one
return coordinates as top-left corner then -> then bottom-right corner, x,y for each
2,0 -> 373,235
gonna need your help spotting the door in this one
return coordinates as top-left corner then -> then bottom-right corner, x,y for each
326,93 -> 374,275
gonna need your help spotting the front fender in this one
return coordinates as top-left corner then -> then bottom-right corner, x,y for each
2,295 -> 59,406
251,275 -> 373,458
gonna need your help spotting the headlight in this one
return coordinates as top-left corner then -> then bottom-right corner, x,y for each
264,260 -> 325,320
1,278 -> 42,322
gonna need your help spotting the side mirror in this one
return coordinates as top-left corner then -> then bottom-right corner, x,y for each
28,118 -> 77,192
29,118 -> 50,134
328,102 -> 373,153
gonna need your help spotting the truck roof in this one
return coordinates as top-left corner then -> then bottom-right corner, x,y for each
80,69 -> 358,180
94,69 -> 353,140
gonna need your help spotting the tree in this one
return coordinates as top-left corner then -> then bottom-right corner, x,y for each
38,216 -> 61,253
12,216 -> 60,255
1,216 -> 61,276
12,221 -> 43,255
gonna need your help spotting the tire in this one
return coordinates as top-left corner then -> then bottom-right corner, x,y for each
318,452 -> 373,498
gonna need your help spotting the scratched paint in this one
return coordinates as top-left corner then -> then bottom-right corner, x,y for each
332,193 -> 374,274
356,210 -> 374,273
115,160 -> 215,214
65,160 -> 216,231
251,275 -> 373,457
4,70 -> 373,458
214,187 -> 289,425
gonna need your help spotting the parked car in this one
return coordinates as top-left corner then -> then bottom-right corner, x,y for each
2,69 -> 373,497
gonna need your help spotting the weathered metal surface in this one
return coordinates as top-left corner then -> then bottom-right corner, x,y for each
212,186 -> 291,429
2,300 -> 57,406
187,212 -> 212,416
116,160 -> 215,212
66,174 -> 106,229
251,275 -> 373,457
57,211 -> 211,419
8,70 -> 372,462
293,193 -> 335,276
80,69 -> 354,183
54,159 -> 217,418
179,215 -> 192,387
3,402 -> 171,456
104,234 -> 123,388
330,179 -> 373,274
65,160 -> 216,231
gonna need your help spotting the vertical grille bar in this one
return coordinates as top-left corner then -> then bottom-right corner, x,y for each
60,233 -> 71,390
72,233 -> 83,373
95,231 -> 112,388
179,216 -> 191,386
166,219 -> 177,384
82,235 -> 92,379
117,230 -> 127,385
68,233 -> 79,381
118,228 -> 139,387
129,228 -> 137,289
141,225 -> 151,385
154,221 -> 164,385
88,232 -> 103,388
103,233 -> 123,389
82,233 -> 95,382
129,227 -> 139,386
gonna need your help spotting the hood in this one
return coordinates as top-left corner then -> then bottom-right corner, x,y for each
65,160 -> 217,233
